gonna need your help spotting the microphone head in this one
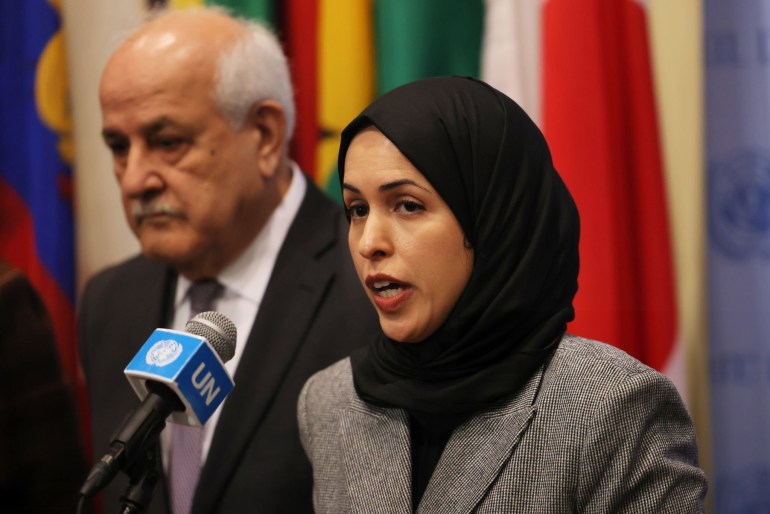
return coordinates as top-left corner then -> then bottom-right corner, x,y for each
185,311 -> 237,363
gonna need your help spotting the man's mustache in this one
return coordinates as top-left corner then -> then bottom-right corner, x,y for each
130,199 -> 183,222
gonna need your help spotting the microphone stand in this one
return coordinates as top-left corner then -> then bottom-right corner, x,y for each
118,439 -> 162,514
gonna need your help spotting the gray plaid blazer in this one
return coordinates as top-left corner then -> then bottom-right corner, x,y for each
298,335 -> 707,513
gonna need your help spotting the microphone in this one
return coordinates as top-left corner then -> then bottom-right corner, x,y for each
80,311 -> 237,498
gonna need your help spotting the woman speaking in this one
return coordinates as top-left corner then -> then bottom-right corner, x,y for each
298,76 -> 706,513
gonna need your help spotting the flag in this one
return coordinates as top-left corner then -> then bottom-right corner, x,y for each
169,0 -> 274,23
314,0 -> 375,198
286,0 -> 483,197
207,0 -> 273,21
705,0 -> 770,510
284,0 -> 319,182
540,0 -> 681,392
374,0 -> 484,96
0,0 -> 77,379
481,0 -> 542,124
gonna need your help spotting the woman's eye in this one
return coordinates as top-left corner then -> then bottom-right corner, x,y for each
347,204 -> 369,219
398,200 -> 425,213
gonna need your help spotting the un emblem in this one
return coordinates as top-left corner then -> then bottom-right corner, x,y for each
709,149 -> 770,259
145,339 -> 183,367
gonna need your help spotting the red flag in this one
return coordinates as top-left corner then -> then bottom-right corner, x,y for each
284,0 -> 319,180
542,0 -> 678,375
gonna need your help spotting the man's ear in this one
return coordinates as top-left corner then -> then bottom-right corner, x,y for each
246,100 -> 287,178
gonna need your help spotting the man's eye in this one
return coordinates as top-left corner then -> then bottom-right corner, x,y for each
155,137 -> 183,151
104,137 -> 129,157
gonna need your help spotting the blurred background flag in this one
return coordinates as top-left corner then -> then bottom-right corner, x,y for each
541,0 -> 682,396
481,0 -> 541,123
167,0 -> 274,22
373,0 -> 483,97
313,0 -> 375,200
0,0 -> 78,383
705,0 -> 770,509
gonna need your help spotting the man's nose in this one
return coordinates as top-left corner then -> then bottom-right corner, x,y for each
118,147 -> 164,198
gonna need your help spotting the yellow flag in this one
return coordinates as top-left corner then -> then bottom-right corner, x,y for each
316,0 -> 375,196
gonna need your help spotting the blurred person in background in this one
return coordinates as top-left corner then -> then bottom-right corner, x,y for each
0,259 -> 88,512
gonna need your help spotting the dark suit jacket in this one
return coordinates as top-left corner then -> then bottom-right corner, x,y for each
300,335 -> 707,513
79,182 -> 378,513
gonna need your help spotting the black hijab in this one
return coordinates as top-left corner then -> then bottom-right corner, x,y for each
338,76 -> 580,419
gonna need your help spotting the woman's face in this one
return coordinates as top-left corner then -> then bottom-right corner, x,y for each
342,127 -> 474,343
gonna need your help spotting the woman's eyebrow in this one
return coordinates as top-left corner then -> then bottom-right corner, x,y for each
342,179 -> 431,194
379,179 -> 430,192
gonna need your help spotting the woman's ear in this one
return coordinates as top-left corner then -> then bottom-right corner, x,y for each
246,99 -> 287,179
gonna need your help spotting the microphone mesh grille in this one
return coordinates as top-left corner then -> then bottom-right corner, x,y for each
185,311 -> 237,363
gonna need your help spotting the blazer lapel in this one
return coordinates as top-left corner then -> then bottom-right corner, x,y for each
417,369 -> 544,514
340,405 -> 413,514
194,184 -> 341,511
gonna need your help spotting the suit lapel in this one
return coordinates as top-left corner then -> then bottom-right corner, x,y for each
195,184 -> 341,511
340,404 -> 413,514
417,369 -> 544,514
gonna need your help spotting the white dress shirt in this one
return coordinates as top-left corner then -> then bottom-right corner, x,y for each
162,164 -> 307,467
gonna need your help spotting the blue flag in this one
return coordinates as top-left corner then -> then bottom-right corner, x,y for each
706,1 -> 770,510
0,1 -> 76,375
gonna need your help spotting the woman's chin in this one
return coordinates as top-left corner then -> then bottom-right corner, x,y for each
380,321 -> 424,344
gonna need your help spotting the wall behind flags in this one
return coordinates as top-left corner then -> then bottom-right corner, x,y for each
0,0 -> 755,510
62,0 -> 144,291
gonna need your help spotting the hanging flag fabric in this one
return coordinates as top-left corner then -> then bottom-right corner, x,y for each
374,0 -> 484,95
168,0 -> 274,23
284,0 -> 319,182
0,0 -> 77,379
314,0 -> 375,199
541,0 -> 681,390
480,0 -> 542,125
705,0 -> 770,510
208,0 -> 273,22
290,0 -> 483,196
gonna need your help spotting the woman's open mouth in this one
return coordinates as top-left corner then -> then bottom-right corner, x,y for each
366,275 -> 412,312
372,280 -> 406,298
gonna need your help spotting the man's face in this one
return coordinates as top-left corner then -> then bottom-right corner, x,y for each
99,38 -> 267,279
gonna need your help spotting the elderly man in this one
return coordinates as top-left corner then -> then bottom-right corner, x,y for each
78,8 -> 377,514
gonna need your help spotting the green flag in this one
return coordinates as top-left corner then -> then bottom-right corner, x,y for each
374,0 -> 484,95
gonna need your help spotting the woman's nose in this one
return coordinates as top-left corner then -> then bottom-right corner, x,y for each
357,214 -> 393,260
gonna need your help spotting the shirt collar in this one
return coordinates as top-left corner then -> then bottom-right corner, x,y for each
175,162 -> 307,307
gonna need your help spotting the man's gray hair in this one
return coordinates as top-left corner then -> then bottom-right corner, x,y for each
214,19 -> 296,137
145,6 -> 296,138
